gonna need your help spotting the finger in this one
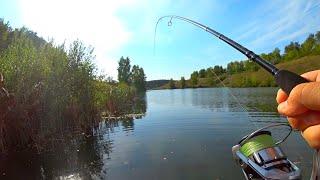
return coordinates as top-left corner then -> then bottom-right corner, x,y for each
276,89 -> 288,104
287,111 -> 320,131
301,70 -> 320,82
277,100 -> 305,117
278,82 -> 320,116
302,124 -> 320,149
299,82 -> 320,111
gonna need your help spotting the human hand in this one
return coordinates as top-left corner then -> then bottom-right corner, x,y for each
276,70 -> 320,149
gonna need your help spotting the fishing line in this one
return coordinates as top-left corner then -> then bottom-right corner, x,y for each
209,68 -> 260,130
153,15 -> 319,179
156,16 -> 269,130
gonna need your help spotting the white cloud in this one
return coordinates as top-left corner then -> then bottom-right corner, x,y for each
18,0 -> 138,78
234,0 -> 320,52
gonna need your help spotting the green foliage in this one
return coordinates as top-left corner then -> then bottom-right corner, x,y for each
199,69 -> 206,78
205,77 -> 215,86
117,56 -> 131,84
169,78 -> 175,89
301,34 -> 316,56
0,20 -> 147,152
205,67 -> 214,78
180,77 -> 186,88
146,80 -> 169,90
185,30 -> 320,88
117,57 -> 146,92
243,60 -> 259,72
227,61 -> 245,74
283,42 -> 301,61
104,83 -> 136,116
260,48 -> 281,64
212,65 -> 225,75
190,71 -> 198,86
158,31 -> 320,90
0,19 -> 13,53
131,65 -> 146,92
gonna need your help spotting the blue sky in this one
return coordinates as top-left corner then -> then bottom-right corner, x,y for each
0,0 -> 319,80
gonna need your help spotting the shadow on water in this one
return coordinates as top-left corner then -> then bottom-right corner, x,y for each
0,94 -> 147,180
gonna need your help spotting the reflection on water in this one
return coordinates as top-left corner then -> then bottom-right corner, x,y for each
0,88 -> 315,179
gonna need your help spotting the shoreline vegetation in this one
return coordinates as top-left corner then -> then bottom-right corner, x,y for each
0,19 -> 146,153
148,30 -> 320,90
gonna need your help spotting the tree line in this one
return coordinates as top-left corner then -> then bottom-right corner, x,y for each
167,31 -> 320,89
0,19 -> 146,152
226,32 -> 320,74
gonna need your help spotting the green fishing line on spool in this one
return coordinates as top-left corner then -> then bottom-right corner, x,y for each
240,134 -> 276,157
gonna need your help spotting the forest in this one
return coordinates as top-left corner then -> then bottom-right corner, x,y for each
0,19 -> 146,152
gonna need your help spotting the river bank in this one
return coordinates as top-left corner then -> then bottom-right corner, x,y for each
152,55 -> 320,90
0,20 -> 147,153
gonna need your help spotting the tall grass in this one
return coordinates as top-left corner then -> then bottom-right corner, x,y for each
0,26 -> 144,153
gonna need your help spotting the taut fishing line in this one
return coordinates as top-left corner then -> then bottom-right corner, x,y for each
154,15 -> 320,180
209,68 -> 260,130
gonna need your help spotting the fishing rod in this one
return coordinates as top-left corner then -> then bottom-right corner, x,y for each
155,15 -> 319,180
155,15 -> 308,95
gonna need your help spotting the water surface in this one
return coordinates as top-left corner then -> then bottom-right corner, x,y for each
0,88 -> 314,179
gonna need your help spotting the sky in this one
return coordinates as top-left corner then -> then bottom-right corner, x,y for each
0,0 -> 319,80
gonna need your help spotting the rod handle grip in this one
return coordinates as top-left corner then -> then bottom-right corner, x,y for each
275,70 -> 309,95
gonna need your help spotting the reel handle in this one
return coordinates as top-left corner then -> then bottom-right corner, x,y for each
274,69 -> 309,95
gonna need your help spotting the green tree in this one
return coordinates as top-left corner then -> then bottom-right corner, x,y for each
180,76 -> 186,88
0,19 -> 12,53
271,48 -> 281,64
206,67 -> 214,78
314,31 -> 320,54
243,60 -> 259,71
117,56 -> 131,84
283,42 -> 301,61
213,65 -> 224,75
131,65 -> 146,92
169,78 -> 175,89
301,34 -> 316,56
199,69 -> 206,78
190,71 -> 198,86
260,48 -> 281,64
65,40 -> 96,126
227,61 -> 244,74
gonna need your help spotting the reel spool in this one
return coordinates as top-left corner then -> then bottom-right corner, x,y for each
232,123 -> 301,180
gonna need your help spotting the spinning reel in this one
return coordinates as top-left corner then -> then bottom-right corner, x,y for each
155,15 -> 319,180
232,124 -> 301,180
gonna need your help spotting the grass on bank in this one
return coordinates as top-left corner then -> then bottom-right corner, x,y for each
158,55 -> 320,89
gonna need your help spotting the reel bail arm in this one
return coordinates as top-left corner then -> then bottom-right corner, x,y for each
232,123 -> 301,180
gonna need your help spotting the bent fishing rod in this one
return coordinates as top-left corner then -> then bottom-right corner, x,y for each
155,15 -> 319,180
155,15 -> 308,95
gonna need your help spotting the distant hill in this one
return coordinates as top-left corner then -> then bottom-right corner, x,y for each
146,80 -> 169,90
157,55 -> 320,89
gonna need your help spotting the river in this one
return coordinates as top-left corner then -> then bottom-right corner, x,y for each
0,88 -> 314,179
